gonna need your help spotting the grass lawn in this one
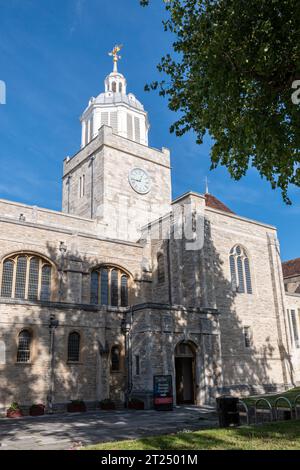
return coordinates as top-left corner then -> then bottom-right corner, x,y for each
243,387 -> 300,408
85,420 -> 300,450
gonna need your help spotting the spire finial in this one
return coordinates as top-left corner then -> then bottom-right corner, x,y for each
108,44 -> 123,73
205,176 -> 209,194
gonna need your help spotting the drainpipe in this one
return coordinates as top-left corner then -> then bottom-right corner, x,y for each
47,314 -> 59,414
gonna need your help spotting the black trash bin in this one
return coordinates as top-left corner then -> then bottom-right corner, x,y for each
216,396 -> 240,427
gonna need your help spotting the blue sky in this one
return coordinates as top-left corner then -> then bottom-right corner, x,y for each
0,0 -> 299,261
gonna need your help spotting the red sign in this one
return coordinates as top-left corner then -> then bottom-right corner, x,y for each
154,397 -> 173,405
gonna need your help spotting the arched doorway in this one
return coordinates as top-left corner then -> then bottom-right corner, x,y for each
175,342 -> 195,404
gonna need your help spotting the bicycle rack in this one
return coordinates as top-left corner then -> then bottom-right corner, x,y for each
254,398 -> 272,424
237,400 -> 250,425
274,396 -> 293,421
294,394 -> 300,419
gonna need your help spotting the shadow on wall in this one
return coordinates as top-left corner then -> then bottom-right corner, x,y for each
146,215 -> 294,396
201,218 -> 294,393
0,241 -> 134,412
0,219 -> 295,413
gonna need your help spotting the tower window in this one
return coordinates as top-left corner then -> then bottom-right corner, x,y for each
243,326 -> 251,348
157,254 -> 165,283
111,345 -> 120,371
112,81 -> 117,92
134,117 -> 140,143
127,113 -> 133,140
17,330 -> 32,363
119,83 -> 122,93
229,245 -> 252,294
68,332 -> 80,362
79,175 -> 85,198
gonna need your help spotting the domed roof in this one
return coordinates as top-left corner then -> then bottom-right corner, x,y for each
94,91 -> 144,111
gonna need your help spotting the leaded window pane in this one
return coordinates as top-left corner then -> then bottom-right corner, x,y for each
100,268 -> 108,305
15,256 -> 27,299
237,256 -> 245,293
229,255 -> 237,291
111,269 -> 118,306
244,258 -> 252,294
28,257 -> 39,300
91,271 -> 99,304
17,330 -> 31,363
291,310 -> 300,348
40,265 -> 51,301
68,332 -> 80,362
121,275 -> 128,307
1,260 -> 14,298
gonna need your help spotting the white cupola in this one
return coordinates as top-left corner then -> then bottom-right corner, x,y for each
80,45 -> 150,148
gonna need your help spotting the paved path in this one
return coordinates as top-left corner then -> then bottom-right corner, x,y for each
0,405 -> 217,450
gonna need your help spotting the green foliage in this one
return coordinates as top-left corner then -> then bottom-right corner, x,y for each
85,419 -> 300,450
8,402 -> 20,411
141,0 -> 300,203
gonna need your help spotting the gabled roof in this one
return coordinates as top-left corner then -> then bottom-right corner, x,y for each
282,258 -> 300,279
205,193 -> 235,214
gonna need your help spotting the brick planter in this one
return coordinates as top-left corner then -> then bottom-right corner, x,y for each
99,401 -> 115,410
6,409 -> 23,418
128,401 -> 144,410
29,404 -> 45,416
67,402 -> 87,413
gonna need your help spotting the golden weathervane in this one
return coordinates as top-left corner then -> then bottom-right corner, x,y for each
108,44 -> 123,72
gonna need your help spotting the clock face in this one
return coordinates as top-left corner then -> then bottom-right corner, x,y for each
128,168 -> 151,194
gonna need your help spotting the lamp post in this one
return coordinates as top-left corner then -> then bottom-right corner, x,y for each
47,314 -> 59,414
121,312 -> 132,408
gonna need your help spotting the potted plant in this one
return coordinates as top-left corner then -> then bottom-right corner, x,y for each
99,398 -> 115,410
6,402 -> 23,418
128,398 -> 144,410
29,403 -> 45,416
67,400 -> 87,413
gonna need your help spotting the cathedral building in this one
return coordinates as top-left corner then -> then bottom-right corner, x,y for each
0,49 -> 299,414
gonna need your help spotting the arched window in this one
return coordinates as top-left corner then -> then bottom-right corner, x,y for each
111,345 -> 120,371
229,245 -> 252,294
112,81 -> 117,92
1,254 -> 52,301
119,82 -> 122,93
68,332 -> 80,362
157,253 -> 165,283
90,266 -> 129,307
17,330 -> 31,363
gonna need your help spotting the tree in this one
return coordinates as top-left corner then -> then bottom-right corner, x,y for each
141,0 -> 300,203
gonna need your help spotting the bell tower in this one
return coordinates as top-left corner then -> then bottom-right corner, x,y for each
62,47 -> 171,242
80,45 -> 149,148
